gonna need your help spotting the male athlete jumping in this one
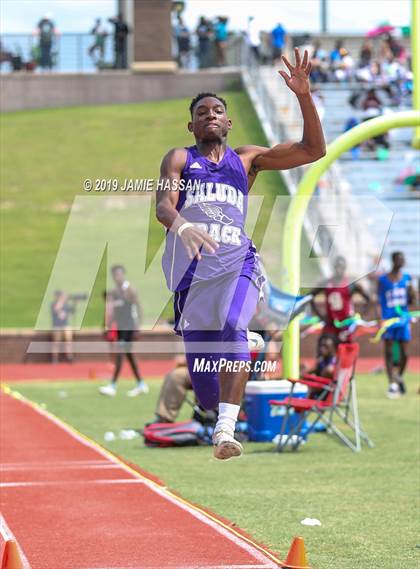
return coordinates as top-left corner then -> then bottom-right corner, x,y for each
156,49 -> 326,460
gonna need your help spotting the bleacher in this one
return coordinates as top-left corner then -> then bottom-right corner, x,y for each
242,37 -> 418,281
320,84 -> 419,279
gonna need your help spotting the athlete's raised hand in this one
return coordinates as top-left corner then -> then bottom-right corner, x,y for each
180,225 -> 219,261
278,48 -> 311,96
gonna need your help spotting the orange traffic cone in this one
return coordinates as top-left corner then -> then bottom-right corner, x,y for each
88,367 -> 96,380
281,536 -> 313,569
1,540 -> 24,569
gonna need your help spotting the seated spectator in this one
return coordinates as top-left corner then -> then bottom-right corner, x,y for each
310,40 -> 329,83
153,356 -> 192,423
362,87 -> 383,111
334,48 -> 354,82
360,88 -> 390,152
307,334 -> 337,399
330,40 -> 345,66
381,33 -> 407,64
359,39 -> 373,68
149,356 -> 218,425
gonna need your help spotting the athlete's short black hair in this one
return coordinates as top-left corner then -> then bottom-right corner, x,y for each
189,92 -> 227,117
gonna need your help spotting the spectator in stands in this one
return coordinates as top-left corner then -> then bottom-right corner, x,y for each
355,60 -> 382,83
88,18 -> 108,65
360,88 -> 390,152
271,22 -> 287,65
335,48 -> 355,82
381,33 -> 407,64
109,13 -> 130,69
359,39 -> 374,68
196,16 -> 213,69
35,12 -> 57,71
330,40 -> 345,66
51,290 -> 75,363
175,17 -> 192,69
247,16 -> 261,62
214,16 -> 229,66
362,87 -> 383,111
310,40 -> 329,83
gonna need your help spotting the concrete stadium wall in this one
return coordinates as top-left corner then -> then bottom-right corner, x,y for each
0,70 -> 242,112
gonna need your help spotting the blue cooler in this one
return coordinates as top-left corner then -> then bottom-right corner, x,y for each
245,380 -> 308,442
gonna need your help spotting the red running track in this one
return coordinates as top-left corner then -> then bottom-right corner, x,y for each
0,388 -> 281,569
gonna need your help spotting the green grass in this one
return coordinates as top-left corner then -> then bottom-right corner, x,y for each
10,372 -> 420,569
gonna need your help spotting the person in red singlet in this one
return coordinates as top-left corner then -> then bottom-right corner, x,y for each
310,256 -> 371,343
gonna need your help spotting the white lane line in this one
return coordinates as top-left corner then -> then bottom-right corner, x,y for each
0,513 -> 31,569
1,463 -> 120,472
1,460 -> 113,468
1,478 -> 146,488
7,392 -> 280,569
80,565 -> 273,569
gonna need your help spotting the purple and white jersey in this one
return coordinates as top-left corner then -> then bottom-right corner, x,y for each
162,145 -> 259,292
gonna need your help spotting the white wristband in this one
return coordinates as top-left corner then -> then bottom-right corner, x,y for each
177,222 -> 194,237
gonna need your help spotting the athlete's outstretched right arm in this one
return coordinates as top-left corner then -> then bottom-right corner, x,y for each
156,148 -> 218,261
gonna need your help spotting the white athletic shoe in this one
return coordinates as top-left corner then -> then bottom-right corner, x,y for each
387,382 -> 400,399
247,330 -> 265,352
212,429 -> 243,460
127,382 -> 149,397
99,384 -> 117,397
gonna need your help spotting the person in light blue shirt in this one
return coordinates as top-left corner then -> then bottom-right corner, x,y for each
377,251 -> 417,398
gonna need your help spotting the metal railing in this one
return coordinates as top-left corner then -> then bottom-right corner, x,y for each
0,33 -> 115,73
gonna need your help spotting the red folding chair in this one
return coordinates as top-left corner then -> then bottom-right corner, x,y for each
270,343 -> 374,452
